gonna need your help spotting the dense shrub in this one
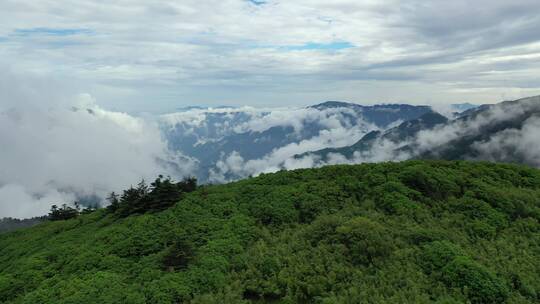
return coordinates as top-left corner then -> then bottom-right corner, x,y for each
441,256 -> 508,304
248,192 -> 298,225
399,165 -> 460,200
336,217 -> 394,265
162,240 -> 194,271
0,161 -> 538,303
420,241 -> 464,273
421,241 -> 509,304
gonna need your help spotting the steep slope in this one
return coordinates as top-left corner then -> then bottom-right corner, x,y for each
298,96 -> 540,168
1,161 -> 539,303
302,111 -> 449,161
417,97 -> 540,163
450,103 -> 479,113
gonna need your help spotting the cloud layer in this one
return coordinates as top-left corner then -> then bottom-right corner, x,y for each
1,1 -> 540,111
204,96 -> 540,182
304,96 -> 540,170
161,105 -> 378,182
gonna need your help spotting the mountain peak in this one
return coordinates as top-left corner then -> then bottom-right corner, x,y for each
450,103 -> 478,113
309,101 -> 359,109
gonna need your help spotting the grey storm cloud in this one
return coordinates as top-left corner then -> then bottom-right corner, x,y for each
396,1 -> 540,49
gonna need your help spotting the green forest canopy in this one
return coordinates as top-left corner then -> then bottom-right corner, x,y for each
0,160 -> 539,303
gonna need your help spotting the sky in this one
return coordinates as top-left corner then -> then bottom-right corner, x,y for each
1,0 -> 540,112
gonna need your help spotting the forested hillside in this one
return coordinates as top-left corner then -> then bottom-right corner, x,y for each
0,161 -> 539,303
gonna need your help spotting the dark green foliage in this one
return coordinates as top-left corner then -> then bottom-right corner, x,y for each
375,182 -> 419,215
44,202 -> 98,223
115,176 -> 198,216
48,204 -> 79,221
420,241 -> 464,273
441,256 -> 509,304
336,217 -> 394,266
248,191 -> 298,225
162,240 -> 194,271
399,165 -> 460,200
0,161 -> 539,303
420,240 -> 509,303
116,186 -> 144,216
105,192 -> 120,212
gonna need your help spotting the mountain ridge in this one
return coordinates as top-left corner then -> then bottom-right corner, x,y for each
161,102 -> 435,181
297,96 -> 540,168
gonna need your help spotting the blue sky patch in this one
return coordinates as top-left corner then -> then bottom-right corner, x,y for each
13,28 -> 93,37
283,42 -> 355,51
247,0 -> 266,5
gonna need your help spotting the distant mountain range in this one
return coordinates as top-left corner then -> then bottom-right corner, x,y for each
299,96 -> 540,169
159,96 -> 540,182
301,111 -> 449,161
309,101 -> 434,126
450,103 -> 479,113
160,102 -> 439,181
419,98 -> 540,163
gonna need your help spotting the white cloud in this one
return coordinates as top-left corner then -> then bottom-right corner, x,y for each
413,98 -> 533,154
207,112 -> 374,182
0,69 -> 196,218
472,115 -> 540,166
212,96 -> 540,181
319,96 -> 540,168
0,184 -> 75,220
1,1 -> 540,111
